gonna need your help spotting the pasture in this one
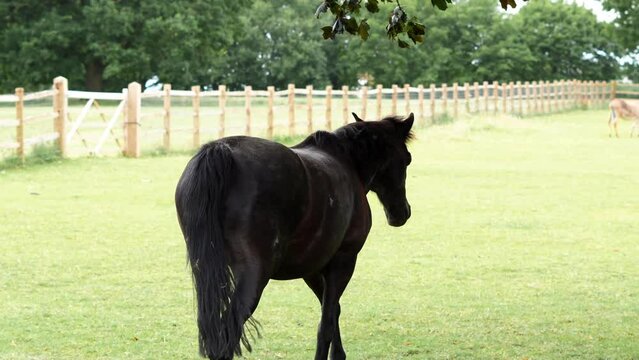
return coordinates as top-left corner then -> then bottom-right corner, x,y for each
0,109 -> 638,359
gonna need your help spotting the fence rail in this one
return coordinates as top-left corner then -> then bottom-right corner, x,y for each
1,77 -> 634,160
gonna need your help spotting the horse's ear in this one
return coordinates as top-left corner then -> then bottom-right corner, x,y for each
400,113 -> 415,138
352,112 -> 364,122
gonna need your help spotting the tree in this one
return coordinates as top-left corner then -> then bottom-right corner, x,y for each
502,0 -> 620,81
317,0 -> 505,87
314,0 -> 528,47
0,1 -> 248,92
602,0 -> 639,52
225,0 -> 331,89
320,0 -> 618,86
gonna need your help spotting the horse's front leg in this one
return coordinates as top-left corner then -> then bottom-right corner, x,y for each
313,253 -> 357,360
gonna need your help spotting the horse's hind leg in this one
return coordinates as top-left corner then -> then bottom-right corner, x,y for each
310,254 -> 357,360
304,274 -> 324,303
226,257 -> 271,355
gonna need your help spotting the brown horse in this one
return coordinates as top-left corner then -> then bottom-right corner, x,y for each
175,113 -> 415,360
609,98 -> 639,137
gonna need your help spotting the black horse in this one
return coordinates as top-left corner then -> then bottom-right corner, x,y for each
175,113 -> 414,360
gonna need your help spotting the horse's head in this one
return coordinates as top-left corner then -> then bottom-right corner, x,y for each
350,112 -> 414,227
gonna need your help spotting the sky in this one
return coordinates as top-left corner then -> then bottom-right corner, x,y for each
515,0 -> 617,22
568,0 -> 617,22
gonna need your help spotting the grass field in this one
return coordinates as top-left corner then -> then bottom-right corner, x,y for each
1,109 -> 638,359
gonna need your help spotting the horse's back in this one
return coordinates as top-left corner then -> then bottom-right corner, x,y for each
180,135 -> 369,279
213,136 -> 310,238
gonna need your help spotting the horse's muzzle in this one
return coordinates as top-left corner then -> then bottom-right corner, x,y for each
386,202 -> 411,227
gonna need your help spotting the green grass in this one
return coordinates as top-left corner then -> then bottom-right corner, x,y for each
0,143 -> 63,170
0,110 -> 638,359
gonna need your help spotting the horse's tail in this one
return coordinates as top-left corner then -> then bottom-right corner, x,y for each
175,143 -> 254,359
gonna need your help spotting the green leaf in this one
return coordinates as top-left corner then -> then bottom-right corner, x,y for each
500,0 -> 518,10
398,39 -> 409,48
321,26 -> 334,39
365,0 -> 379,13
343,16 -> 358,35
358,19 -> 370,41
409,20 -> 426,36
431,0 -> 449,11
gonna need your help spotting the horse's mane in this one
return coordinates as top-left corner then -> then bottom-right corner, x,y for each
295,115 -> 412,165
294,130 -> 345,151
338,115 -> 413,151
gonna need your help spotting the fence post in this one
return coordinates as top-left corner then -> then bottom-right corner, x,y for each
192,85 -> 201,148
376,84 -> 382,119
584,80 -> 589,107
325,85 -> 333,131
547,80 -> 552,112
391,84 -> 398,115
556,80 -> 561,111
551,80 -> 555,111
53,76 -> 68,157
473,82 -> 479,113
601,81 -> 607,105
452,83 -> 459,118
595,81 -> 601,106
288,84 -> 295,136
531,81 -> 537,113
508,82 -> 514,113
524,81 -> 530,115
418,84 -> 424,126
342,85 -> 349,125
516,81 -> 522,115
493,81 -> 499,113
404,83 -> 411,115
15,87 -> 25,162
430,83 -> 436,124
307,85 -> 313,133
559,80 -> 566,111
245,86 -> 252,136
442,83 -> 448,114
502,82 -> 508,114
482,81 -> 488,112
124,82 -> 141,157
464,82 -> 470,114
539,80 -> 548,113
584,81 -> 590,108
361,85 -> 368,120
218,85 -> 226,139
163,84 -> 171,150
267,86 -> 274,139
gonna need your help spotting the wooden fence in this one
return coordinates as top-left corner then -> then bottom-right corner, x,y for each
1,77 -> 634,160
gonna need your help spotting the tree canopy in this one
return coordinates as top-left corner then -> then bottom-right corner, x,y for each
314,0 -> 527,47
0,1 -> 248,91
0,0 -> 624,92
602,0 -> 639,52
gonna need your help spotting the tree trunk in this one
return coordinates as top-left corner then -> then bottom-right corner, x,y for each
85,60 -> 105,91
